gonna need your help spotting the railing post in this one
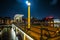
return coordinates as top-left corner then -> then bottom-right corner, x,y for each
24,34 -> 26,40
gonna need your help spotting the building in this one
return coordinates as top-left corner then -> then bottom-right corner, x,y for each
53,19 -> 60,27
14,14 -> 24,23
31,17 -> 41,25
42,16 -> 54,27
0,17 -> 11,25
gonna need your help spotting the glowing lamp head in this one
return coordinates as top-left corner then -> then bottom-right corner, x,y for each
26,1 -> 31,6
27,2 -> 31,6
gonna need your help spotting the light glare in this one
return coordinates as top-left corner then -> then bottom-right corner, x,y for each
26,1 -> 28,4
26,1 -> 31,6
28,3 -> 31,6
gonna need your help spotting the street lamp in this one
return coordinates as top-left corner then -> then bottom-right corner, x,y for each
26,1 -> 31,6
23,1 -> 31,40
26,1 -> 31,29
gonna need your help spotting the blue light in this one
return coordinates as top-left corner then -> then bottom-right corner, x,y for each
26,1 -> 28,4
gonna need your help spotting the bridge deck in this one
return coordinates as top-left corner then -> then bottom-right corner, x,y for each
14,23 -> 60,40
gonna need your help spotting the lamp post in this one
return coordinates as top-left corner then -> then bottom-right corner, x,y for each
23,1 -> 31,40
26,1 -> 31,30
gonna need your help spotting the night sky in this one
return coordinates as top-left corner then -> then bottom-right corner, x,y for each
0,0 -> 60,19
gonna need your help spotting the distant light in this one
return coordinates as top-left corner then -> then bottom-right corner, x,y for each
26,1 -> 31,6
54,19 -> 60,23
49,16 -> 53,18
47,16 -> 53,18
56,31 -> 59,33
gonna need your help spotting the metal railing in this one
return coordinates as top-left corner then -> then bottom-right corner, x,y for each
12,24 -> 34,40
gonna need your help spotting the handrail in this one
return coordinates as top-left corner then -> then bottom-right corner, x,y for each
12,24 -> 34,40
0,25 -> 11,26
0,25 -> 12,28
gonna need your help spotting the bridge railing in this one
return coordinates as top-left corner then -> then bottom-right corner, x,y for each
12,24 -> 34,40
